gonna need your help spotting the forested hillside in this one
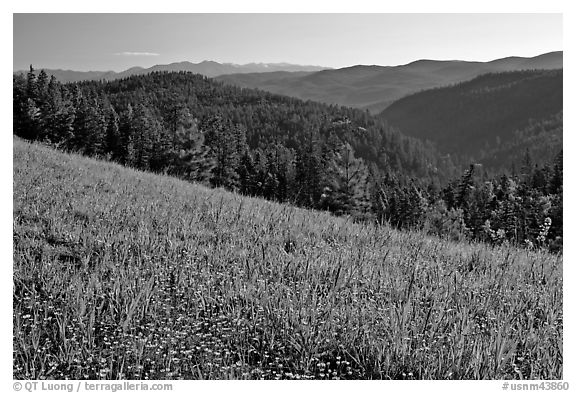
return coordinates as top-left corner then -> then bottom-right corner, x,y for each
379,69 -> 563,170
13,68 -> 562,251
13,67 -> 451,200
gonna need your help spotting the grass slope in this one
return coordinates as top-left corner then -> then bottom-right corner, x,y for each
13,139 -> 562,380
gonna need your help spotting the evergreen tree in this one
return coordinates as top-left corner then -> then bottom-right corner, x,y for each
203,116 -> 244,189
105,106 -> 121,159
40,77 -> 75,145
322,141 -> 369,216
35,70 -> 49,109
456,164 -> 476,208
71,96 -> 107,156
169,116 -> 214,183
131,103 -> 157,170
23,98 -> 42,141
237,151 -> 256,195
549,150 -> 563,195
26,65 -> 37,102
13,74 -> 40,140
295,128 -> 324,207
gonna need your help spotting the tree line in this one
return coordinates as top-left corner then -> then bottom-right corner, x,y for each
13,68 -> 562,252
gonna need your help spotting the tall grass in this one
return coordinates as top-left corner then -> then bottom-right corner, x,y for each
13,139 -> 562,379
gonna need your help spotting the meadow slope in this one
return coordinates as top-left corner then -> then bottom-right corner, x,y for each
13,139 -> 563,380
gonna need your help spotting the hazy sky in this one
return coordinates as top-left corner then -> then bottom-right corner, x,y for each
13,13 -> 562,71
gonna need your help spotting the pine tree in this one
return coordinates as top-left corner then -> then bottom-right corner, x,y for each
261,149 -> 279,200
323,141 -> 369,216
24,98 -> 42,140
521,148 -> 534,179
295,128 -> 324,207
203,116 -> 244,189
237,151 -> 256,195
35,70 -> 49,109
71,96 -> 107,156
26,65 -> 37,102
170,116 -> 214,183
39,76 -> 75,145
118,104 -> 135,166
272,144 -> 294,203
131,103 -> 156,170
13,74 -> 39,140
105,106 -> 121,159
549,150 -> 563,195
456,164 -> 476,208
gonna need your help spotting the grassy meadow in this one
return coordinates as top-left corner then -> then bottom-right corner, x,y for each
13,138 -> 563,380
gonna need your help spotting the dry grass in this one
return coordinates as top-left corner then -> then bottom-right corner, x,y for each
13,138 -> 562,380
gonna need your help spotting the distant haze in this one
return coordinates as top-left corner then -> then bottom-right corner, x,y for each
13,14 -> 562,72
13,61 -> 330,83
215,51 -> 563,113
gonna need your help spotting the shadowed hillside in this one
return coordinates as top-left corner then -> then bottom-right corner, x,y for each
13,138 -> 562,379
379,69 -> 562,169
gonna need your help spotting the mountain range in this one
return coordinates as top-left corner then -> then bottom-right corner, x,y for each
14,61 -> 330,83
16,52 -> 561,115
215,51 -> 562,113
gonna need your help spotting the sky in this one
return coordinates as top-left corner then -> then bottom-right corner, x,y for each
13,13 -> 563,72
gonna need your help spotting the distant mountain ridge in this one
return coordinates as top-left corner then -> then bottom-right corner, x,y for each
215,51 -> 562,113
13,61 -> 331,83
14,52 -> 562,115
